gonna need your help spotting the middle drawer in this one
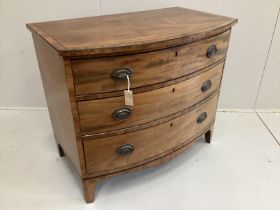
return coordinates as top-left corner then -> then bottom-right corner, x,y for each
78,62 -> 224,135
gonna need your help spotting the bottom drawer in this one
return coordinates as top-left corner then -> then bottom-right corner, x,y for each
84,93 -> 219,175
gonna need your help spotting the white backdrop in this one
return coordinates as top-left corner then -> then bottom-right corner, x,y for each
0,0 -> 279,109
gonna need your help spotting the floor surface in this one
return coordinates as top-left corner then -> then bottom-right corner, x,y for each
0,110 -> 279,210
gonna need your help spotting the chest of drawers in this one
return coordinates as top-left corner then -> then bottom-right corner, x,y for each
27,7 -> 237,203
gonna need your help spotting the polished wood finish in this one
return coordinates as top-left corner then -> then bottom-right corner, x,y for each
85,123 -> 214,180
27,7 -> 236,57
63,59 -> 88,175
84,93 -> 218,175
27,7 -> 237,203
75,60 -> 224,101
72,31 -> 230,95
32,33 -> 84,175
81,92 -> 218,140
82,125 -> 212,199
78,62 -> 224,135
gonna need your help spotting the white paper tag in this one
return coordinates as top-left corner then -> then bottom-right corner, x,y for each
124,90 -> 134,107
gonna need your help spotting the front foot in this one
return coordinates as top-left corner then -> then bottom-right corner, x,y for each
83,179 -> 97,203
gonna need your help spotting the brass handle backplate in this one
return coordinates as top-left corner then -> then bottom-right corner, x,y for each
112,107 -> 132,121
206,45 -> 217,58
197,112 -> 208,124
201,80 -> 212,92
111,68 -> 132,81
116,144 -> 134,156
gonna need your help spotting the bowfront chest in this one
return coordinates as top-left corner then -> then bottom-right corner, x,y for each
27,7 -> 237,203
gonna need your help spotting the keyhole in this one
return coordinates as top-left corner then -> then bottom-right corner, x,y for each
170,122 -> 173,127
172,88 -> 175,93
175,51 -> 178,57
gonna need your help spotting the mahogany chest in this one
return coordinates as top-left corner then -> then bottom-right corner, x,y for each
27,7 -> 237,203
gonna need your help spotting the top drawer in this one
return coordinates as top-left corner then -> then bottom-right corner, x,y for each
72,30 -> 230,95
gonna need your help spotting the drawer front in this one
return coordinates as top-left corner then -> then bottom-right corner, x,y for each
72,30 -> 230,95
78,62 -> 223,135
84,93 -> 219,174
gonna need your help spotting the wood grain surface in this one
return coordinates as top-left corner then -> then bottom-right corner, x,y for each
32,33 -> 84,175
26,7 -> 237,57
84,122 -> 213,180
78,62 -> 224,135
72,30 -> 230,95
81,92 -> 219,140
75,60 -> 224,101
82,123 -> 213,202
27,7 -> 237,203
83,93 -> 219,174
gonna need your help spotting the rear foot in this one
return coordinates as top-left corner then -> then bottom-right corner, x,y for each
205,126 -> 213,143
57,144 -> 65,157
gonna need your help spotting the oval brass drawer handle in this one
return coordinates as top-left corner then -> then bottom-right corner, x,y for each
111,68 -> 132,81
206,45 -> 217,58
197,112 -> 207,123
112,107 -> 132,121
116,144 -> 134,156
201,80 -> 212,92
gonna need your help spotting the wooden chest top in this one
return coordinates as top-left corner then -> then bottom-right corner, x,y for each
26,7 -> 237,57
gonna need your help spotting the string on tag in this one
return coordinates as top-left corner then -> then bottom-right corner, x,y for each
124,75 -> 134,107
127,75 -> 130,91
